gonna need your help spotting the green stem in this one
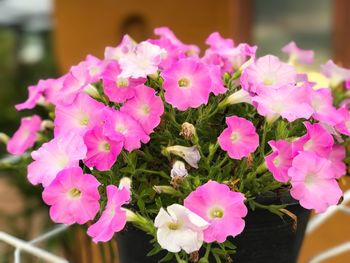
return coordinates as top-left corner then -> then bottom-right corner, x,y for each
137,169 -> 169,179
260,121 -> 268,159
217,155 -> 229,168
204,243 -> 212,259
175,253 -> 182,263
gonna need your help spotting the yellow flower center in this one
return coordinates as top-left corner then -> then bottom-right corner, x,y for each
210,208 -> 224,219
231,132 -> 240,143
117,78 -> 129,88
178,78 -> 190,88
68,188 -> 81,199
168,221 -> 180,230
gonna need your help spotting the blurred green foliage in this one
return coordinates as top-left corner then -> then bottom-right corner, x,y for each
0,27 -> 57,156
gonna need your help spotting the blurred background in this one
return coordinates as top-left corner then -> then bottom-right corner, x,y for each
0,0 -> 349,262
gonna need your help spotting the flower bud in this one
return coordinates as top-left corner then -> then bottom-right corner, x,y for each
0,133 -> 9,145
153,185 -> 179,196
119,177 -> 132,191
84,84 -> 100,100
170,161 -> 188,178
180,122 -> 197,141
40,120 -> 54,130
166,145 -> 200,168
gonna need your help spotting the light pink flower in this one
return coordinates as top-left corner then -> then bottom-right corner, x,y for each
335,107 -> 350,136
42,167 -> 100,224
28,133 -> 87,187
54,93 -> 105,137
240,55 -> 297,93
321,60 -> 350,87
161,58 -> 212,111
289,151 -> 342,213
281,42 -> 314,64
101,61 -> 145,103
308,88 -> 343,125
104,35 -> 137,61
252,85 -> 313,122
87,185 -> 131,242
218,116 -> 259,160
120,85 -> 164,134
83,55 -> 106,83
118,41 -> 166,79
184,181 -> 247,243
265,140 -> 294,183
328,145 -> 346,179
43,76 -> 66,106
293,122 -> 334,158
207,64 -> 227,95
15,82 -> 46,110
84,126 -> 123,171
7,115 -> 42,155
102,108 -> 150,152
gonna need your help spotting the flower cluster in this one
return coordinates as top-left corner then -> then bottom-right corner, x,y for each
4,28 -> 350,261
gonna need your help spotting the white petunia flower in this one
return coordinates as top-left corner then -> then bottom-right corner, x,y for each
154,204 -> 209,253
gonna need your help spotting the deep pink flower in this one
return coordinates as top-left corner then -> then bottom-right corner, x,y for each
335,107 -> 350,136
289,151 -> 342,213
281,42 -> 314,64
293,122 -> 334,158
54,93 -> 105,137
308,88 -> 343,125
87,185 -> 131,242
102,108 -> 150,152
218,116 -> 259,160
240,55 -> 297,93
252,85 -> 313,122
84,126 -> 123,171
83,55 -> 106,83
42,76 -> 66,106
184,181 -> 247,243
161,58 -> 212,110
101,61 -> 145,103
321,60 -> 350,87
346,79 -> 350,89
28,133 -> 87,187
7,115 -> 42,155
327,145 -> 346,179
42,167 -> 100,224
265,140 -> 294,183
120,85 -> 164,134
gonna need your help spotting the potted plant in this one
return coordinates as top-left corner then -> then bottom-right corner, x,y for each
2,27 -> 350,263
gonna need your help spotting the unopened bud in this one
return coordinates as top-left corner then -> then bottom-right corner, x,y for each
166,145 -> 200,168
0,133 -> 9,144
180,122 -> 196,141
170,161 -> 188,178
153,185 -> 179,196
84,84 -> 100,99
40,120 -> 54,130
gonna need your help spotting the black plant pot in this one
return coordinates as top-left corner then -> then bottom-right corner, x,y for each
116,192 -> 310,263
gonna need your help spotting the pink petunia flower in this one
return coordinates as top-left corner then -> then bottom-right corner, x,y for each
28,133 -> 87,187
101,61 -> 145,103
87,185 -> 131,242
42,167 -> 100,224
289,151 -> 342,213
161,58 -> 212,111
321,60 -> 350,87
346,79 -> 350,89
42,76 -> 67,106
83,55 -> 106,83
293,122 -> 334,158
203,32 -> 256,73
206,64 -> 227,95
281,42 -> 314,64
84,126 -> 123,171
118,41 -> 166,79
102,108 -> 150,152
218,116 -> 259,160
120,85 -> 164,134
15,82 -> 46,110
240,55 -> 297,93
335,107 -> 350,136
7,115 -> 42,155
54,93 -> 105,137
327,145 -> 346,179
252,84 -> 313,122
265,140 -> 295,183
184,181 -> 247,243
308,87 -> 343,125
